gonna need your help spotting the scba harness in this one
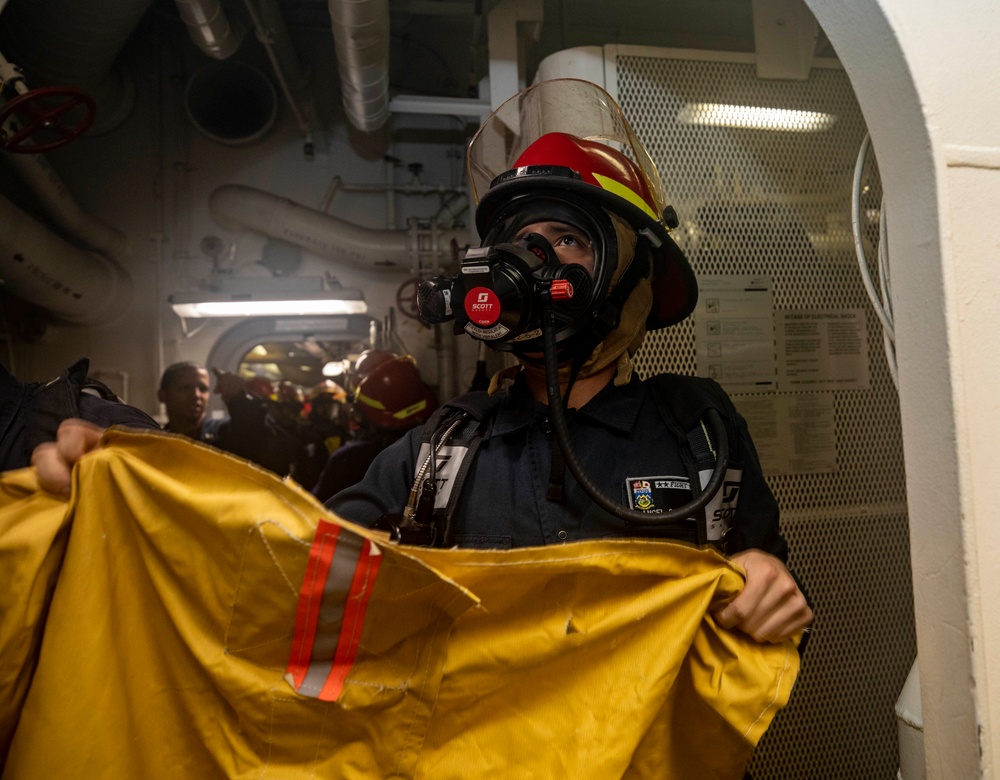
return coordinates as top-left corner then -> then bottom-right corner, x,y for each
376,373 -> 750,553
0,357 -> 158,471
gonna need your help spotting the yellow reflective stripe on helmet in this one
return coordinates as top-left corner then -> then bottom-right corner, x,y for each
393,400 -> 427,419
355,391 -> 386,411
357,394 -> 426,419
593,173 -> 658,221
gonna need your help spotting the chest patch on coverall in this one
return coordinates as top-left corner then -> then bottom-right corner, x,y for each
626,476 -> 693,513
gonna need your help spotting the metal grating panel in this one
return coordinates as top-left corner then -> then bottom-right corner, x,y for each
611,51 -> 915,779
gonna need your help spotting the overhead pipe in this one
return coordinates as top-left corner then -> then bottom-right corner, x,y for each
327,0 -> 390,133
2,149 -> 129,258
0,0 -> 155,134
209,184 -> 465,271
0,195 -> 132,325
174,0 -> 246,60
0,0 -> 166,324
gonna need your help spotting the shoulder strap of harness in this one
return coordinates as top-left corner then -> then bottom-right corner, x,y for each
413,390 -> 504,546
645,373 -> 741,464
645,373 -> 745,549
24,358 -> 146,458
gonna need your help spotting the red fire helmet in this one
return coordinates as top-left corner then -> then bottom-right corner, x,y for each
353,355 -> 438,430
467,78 -> 697,328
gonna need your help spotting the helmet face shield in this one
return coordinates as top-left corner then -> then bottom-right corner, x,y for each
468,78 -> 667,218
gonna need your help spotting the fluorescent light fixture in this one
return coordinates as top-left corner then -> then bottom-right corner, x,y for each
170,291 -> 368,318
676,103 -> 836,132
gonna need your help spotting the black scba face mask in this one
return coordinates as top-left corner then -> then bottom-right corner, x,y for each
418,196 -> 619,359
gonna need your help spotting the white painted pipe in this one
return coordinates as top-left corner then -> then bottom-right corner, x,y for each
2,151 -> 129,258
0,0 -> 153,134
209,184 -> 464,270
0,196 -> 132,324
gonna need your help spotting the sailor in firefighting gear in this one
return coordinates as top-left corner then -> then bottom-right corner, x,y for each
328,79 -> 812,646
310,351 -> 438,503
32,79 -> 810,645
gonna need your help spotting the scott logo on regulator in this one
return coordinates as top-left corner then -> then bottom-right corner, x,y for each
465,286 -> 500,326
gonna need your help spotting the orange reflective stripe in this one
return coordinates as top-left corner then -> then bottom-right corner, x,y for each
285,520 -> 383,701
286,520 -> 340,690
320,538 -> 383,700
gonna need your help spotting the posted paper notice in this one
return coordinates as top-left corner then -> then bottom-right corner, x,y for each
777,309 -> 870,390
695,275 -> 776,392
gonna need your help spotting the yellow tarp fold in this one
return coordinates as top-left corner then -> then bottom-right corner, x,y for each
0,428 -> 798,779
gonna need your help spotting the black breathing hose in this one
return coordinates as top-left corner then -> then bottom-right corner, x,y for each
540,298 -> 730,528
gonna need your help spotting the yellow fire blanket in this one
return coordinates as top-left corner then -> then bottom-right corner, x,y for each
0,428 -> 798,779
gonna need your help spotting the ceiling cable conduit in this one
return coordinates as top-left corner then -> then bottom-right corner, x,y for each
0,195 -> 132,324
327,0 -> 390,133
317,174 -> 466,212
241,0 -> 311,139
209,184 -> 464,271
174,0 -> 246,60
251,0 -> 311,92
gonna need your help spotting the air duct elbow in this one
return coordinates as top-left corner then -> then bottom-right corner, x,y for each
209,184 -> 464,271
0,196 -> 133,325
3,152 -> 130,258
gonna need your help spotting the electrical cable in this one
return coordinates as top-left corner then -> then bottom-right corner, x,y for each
852,133 -> 898,388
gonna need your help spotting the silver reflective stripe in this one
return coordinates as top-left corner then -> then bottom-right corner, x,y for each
697,467 -> 743,541
414,442 -> 472,511
296,531 -> 365,695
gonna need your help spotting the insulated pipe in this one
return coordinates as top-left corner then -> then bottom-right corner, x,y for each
327,0 -> 390,133
0,196 -> 132,324
174,0 -> 245,60
2,150 -> 129,258
209,184 -> 463,270
0,0 -> 154,134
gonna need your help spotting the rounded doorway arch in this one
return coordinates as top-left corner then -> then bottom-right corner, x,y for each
804,0 -> 978,775
204,314 -> 377,410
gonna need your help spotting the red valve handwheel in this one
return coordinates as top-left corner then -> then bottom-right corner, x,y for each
396,277 -> 422,320
0,86 -> 97,154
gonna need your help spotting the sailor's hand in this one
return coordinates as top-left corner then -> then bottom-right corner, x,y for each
713,549 -> 814,643
212,367 -> 246,404
31,418 -> 105,499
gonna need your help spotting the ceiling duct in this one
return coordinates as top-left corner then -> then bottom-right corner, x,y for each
0,0 -> 154,134
327,0 -> 390,133
209,184 -> 464,271
0,195 -> 132,325
0,0 -> 150,322
184,60 -> 278,145
2,151 -> 129,258
174,0 -> 246,60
